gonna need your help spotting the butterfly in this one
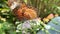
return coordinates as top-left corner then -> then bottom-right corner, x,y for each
8,0 -> 37,21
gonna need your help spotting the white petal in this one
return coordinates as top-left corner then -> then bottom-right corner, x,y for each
16,30 -> 20,32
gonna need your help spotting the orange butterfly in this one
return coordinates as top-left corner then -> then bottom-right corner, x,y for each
8,0 -> 37,20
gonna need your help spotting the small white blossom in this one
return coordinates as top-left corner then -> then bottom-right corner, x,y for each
22,31 -> 30,34
17,24 -> 22,30
16,30 -> 20,32
32,18 -> 41,25
36,28 -> 40,30
15,21 -> 20,24
1,18 -> 6,22
36,22 -> 40,25
22,20 -> 31,29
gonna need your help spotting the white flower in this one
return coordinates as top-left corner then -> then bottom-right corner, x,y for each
32,18 -> 41,25
16,30 -> 20,32
45,25 -> 51,29
22,31 -> 30,34
17,24 -> 22,30
36,22 -> 40,25
22,20 -> 31,29
1,18 -> 6,22
36,28 -> 40,30
15,21 -> 20,24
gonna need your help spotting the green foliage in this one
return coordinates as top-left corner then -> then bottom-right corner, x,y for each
0,0 -> 16,34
